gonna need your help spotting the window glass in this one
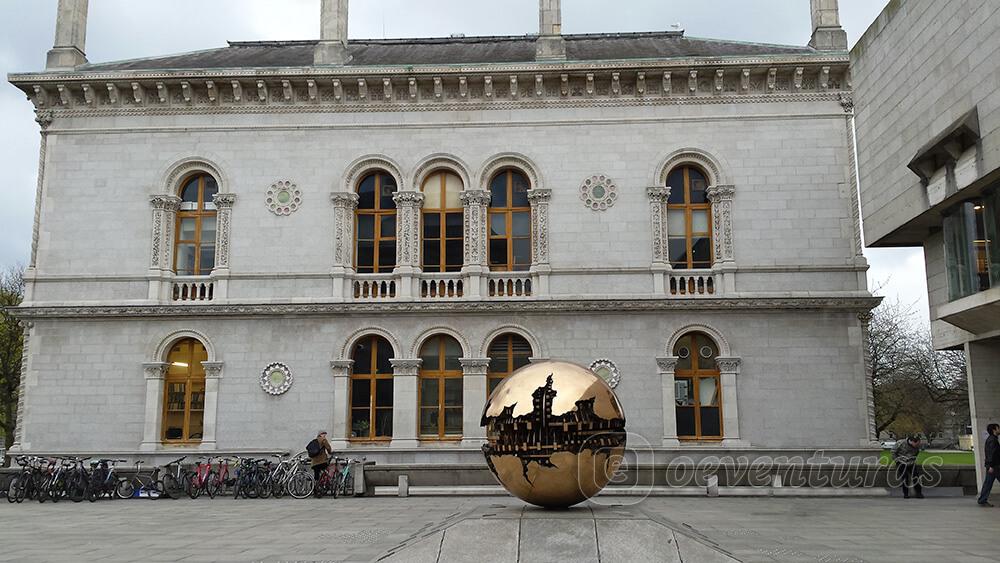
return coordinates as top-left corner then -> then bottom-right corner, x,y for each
490,214 -> 506,236
674,335 -> 692,370
444,378 -> 462,406
379,174 -> 397,210
420,378 -> 438,407
357,174 -> 377,210
356,241 -> 375,272
381,215 -> 396,239
423,213 -> 441,239
490,174 -> 508,207
181,178 -> 199,203
162,338 -> 206,444
200,216 -> 217,243
443,336 -> 462,371
420,408 -> 439,435
689,169 -> 708,203
666,166 -> 713,270
700,407 -> 721,437
691,238 -> 712,264
420,337 -> 440,370
203,177 -> 218,205
422,173 -> 443,210
986,191 -> 1000,288
444,409 -> 462,435
375,338 -> 393,374
668,239 -> 688,265
179,218 -> 197,241
667,169 -> 685,204
423,241 -> 441,271
511,172 -> 531,207
445,240 -> 463,268
667,210 -> 686,236
176,245 -> 196,276
444,173 -> 463,208
352,379 -> 371,408
375,409 -> 393,437
699,377 -> 719,406
513,239 -> 532,267
357,215 -> 375,240
445,213 -> 463,238
489,240 -> 508,266
377,242 -> 395,269
199,246 -> 216,272
944,204 -> 979,300
375,379 -> 393,408
676,405 -> 695,436
691,210 -> 710,234
511,213 -> 530,237
352,338 -> 373,372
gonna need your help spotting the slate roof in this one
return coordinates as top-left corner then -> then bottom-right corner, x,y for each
77,32 -> 821,72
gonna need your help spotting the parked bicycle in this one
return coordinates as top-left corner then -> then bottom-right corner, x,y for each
86,459 -> 127,502
116,460 -> 168,499
188,457 -> 218,499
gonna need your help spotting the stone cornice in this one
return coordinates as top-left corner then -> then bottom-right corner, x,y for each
9,296 -> 881,320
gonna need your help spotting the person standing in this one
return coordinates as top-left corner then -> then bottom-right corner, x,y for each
892,435 -> 924,499
977,423 -> 1000,507
307,431 -> 334,481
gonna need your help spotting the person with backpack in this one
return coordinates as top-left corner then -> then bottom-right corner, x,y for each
977,423 -> 1000,507
307,431 -> 333,484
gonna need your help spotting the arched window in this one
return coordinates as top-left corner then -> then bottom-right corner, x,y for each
666,166 -> 712,270
418,335 -> 463,439
421,171 -> 464,272
163,338 -> 207,443
488,170 -> 532,272
487,333 -> 532,394
673,332 -> 722,440
350,335 -> 394,440
175,174 -> 218,275
356,171 -> 398,274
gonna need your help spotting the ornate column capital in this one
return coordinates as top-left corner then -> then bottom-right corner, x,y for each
330,191 -> 360,208
460,189 -> 491,206
716,357 -> 741,374
527,188 -> 552,203
706,184 -> 736,202
857,312 -> 873,326
459,358 -> 492,374
390,358 -> 422,376
142,362 -> 169,380
212,192 -> 237,209
646,186 -> 671,203
392,190 -> 425,207
330,359 -> 354,376
201,361 -> 225,379
150,194 -> 182,211
656,357 -> 679,373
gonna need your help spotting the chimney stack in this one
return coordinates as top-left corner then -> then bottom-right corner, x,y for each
809,0 -> 848,51
315,0 -> 351,65
536,0 -> 566,61
46,0 -> 89,70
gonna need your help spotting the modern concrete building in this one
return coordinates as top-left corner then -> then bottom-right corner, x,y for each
852,0 -> 1000,485
6,0 -> 878,467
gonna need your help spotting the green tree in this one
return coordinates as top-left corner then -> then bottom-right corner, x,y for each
0,264 -> 25,455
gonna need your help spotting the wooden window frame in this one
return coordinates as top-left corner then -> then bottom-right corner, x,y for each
418,336 -> 464,440
349,335 -> 393,442
161,339 -> 206,445
667,166 -> 714,270
355,172 -> 398,274
174,174 -> 217,276
674,333 -> 723,441
488,169 -> 532,272
421,171 -> 464,273
487,334 -> 532,395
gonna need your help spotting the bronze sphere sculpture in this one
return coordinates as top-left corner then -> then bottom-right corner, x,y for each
481,360 -> 627,508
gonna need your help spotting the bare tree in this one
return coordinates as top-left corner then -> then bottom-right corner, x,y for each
0,264 -> 25,454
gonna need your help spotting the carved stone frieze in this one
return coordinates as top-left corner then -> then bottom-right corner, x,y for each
706,185 -> 736,264
212,193 -> 236,270
527,189 -> 552,266
461,190 -> 490,268
392,191 -> 424,269
330,192 -> 359,268
715,357 -> 742,373
655,357 -> 679,373
390,358 -> 422,376
149,195 -> 182,271
647,187 -> 671,265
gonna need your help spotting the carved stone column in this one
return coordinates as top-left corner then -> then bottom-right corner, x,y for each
707,184 -> 736,293
647,187 -> 671,293
10,321 -> 33,452
390,359 -> 422,448
527,188 -> 552,295
148,195 -> 181,301
330,360 -> 353,449
460,190 -> 490,298
716,357 -> 747,447
857,312 -> 878,446
211,193 -> 236,301
330,192 -> 359,299
200,361 -> 224,450
140,362 -> 168,451
656,357 -> 681,447
392,191 -> 424,298
460,358 -> 490,445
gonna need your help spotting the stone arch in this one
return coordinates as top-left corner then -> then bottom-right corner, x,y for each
340,327 -> 403,360
160,155 -> 230,196
479,325 -> 543,358
412,154 -> 473,192
652,147 -> 730,188
478,152 -> 543,192
343,154 -> 406,193
153,329 -> 217,363
411,327 -> 472,359
666,324 -> 732,358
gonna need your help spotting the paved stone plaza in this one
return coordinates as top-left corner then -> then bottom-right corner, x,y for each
0,496 -> 997,562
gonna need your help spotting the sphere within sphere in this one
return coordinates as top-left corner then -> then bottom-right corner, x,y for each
481,360 -> 627,508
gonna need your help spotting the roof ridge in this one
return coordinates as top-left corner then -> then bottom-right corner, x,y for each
227,30 -> 689,48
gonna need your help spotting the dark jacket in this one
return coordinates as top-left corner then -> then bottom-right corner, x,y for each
892,440 -> 920,465
309,435 -> 333,467
985,434 -> 1000,469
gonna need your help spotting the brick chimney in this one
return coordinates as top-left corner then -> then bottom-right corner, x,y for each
46,0 -> 89,70
315,0 -> 351,65
809,0 -> 848,51
536,0 -> 566,61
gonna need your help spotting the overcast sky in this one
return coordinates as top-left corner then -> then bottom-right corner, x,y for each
0,1 -> 924,319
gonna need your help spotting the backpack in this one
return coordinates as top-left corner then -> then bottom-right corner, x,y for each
306,438 -> 322,458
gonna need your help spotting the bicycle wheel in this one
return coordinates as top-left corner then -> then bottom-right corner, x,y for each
188,472 -> 202,499
37,476 -> 51,503
205,471 -> 219,499
116,479 -> 136,499
68,474 -> 87,503
161,473 -> 182,499
287,471 -> 315,500
270,475 -> 286,499
256,475 -> 273,499
342,470 -> 354,497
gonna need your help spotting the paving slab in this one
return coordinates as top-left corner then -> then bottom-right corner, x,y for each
517,518 -> 600,563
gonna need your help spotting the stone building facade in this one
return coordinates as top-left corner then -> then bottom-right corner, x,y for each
852,0 -> 1000,484
7,0 -> 878,465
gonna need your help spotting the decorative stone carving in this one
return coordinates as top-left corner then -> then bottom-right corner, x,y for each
12,323 -> 32,448
589,358 -> 621,388
265,180 -> 302,216
149,195 -> 182,271
527,189 -> 552,267
706,185 -> 736,264
259,362 -> 293,395
330,192 -> 360,268
142,362 -> 168,380
579,175 -> 618,211
655,357 -> 679,372
459,358 -> 492,374
461,190 -> 491,268
390,358 -> 422,376
647,187 -> 671,266
393,191 -> 424,269
715,357 -> 742,373
212,193 -> 237,271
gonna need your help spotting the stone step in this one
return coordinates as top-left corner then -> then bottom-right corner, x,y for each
373,485 -> 908,497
